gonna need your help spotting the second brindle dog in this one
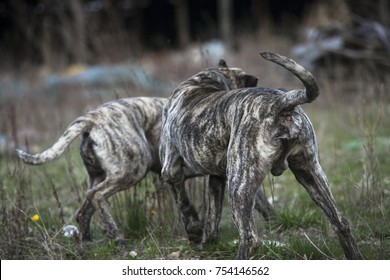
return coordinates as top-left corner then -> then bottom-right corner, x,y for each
17,97 -> 167,240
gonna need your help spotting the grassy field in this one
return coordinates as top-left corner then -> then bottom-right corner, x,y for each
1,34 -> 389,260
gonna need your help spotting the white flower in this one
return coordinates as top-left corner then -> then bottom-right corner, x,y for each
129,251 -> 138,258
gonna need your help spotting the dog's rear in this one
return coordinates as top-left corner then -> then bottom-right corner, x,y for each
160,52 -> 363,259
17,97 -> 167,240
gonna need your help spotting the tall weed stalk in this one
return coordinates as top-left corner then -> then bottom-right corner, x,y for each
358,89 -> 384,210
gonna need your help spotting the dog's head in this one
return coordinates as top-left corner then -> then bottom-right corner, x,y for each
211,59 -> 258,90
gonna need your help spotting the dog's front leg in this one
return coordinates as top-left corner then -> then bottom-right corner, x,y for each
254,186 -> 274,221
289,157 -> 363,260
161,145 -> 203,244
171,179 -> 203,244
203,175 -> 225,243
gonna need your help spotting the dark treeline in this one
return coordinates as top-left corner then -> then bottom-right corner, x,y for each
0,0 -> 387,68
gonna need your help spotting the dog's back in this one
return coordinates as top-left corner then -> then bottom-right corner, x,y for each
17,97 -> 167,171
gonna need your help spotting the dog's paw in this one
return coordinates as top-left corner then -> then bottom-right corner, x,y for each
186,221 -> 203,244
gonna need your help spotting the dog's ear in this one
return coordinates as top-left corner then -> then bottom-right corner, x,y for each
218,59 -> 228,68
244,74 -> 258,87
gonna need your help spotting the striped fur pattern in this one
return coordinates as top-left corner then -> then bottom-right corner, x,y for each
17,95 -> 273,241
160,52 -> 363,259
17,97 -> 167,240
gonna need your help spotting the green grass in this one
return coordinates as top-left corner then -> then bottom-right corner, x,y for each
1,101 -> 390,259
1,69 -> 390,260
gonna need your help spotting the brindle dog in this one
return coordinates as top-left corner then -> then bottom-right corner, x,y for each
17,97 -> 167,240
17,96 -> 273,241
160,52 -> 363,259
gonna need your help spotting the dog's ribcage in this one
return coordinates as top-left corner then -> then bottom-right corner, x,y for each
165,87 -> 288,177
83,98 -> 166,173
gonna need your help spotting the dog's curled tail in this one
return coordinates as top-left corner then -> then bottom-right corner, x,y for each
16,116 -> 93,165
260,52 -> 319,107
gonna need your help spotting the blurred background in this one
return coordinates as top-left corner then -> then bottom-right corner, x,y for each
0,0 -> 389,67
1,0 -> 390,260
1,0 -> 389,149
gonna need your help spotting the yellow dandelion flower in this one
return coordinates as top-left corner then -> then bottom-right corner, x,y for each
150,210 -> 157,216
31,214 -> 40,222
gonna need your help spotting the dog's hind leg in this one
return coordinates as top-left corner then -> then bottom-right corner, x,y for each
76,201 -> 95,241
203,175 -> 225,243
254,186 -> 274,221
227,165 -> 265,259
289,156 -> 363,259
76,173 -> 103,241
227,141 -> 270,259
88,180 -> 122,239
76,133 -> 106,240
79,178 -> 122,239
82,158 -> 150,240
84,175 -> 144,240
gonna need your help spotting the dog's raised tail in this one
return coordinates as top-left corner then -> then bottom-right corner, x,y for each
260,52 -> 319,106
16,116 -> 92,165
